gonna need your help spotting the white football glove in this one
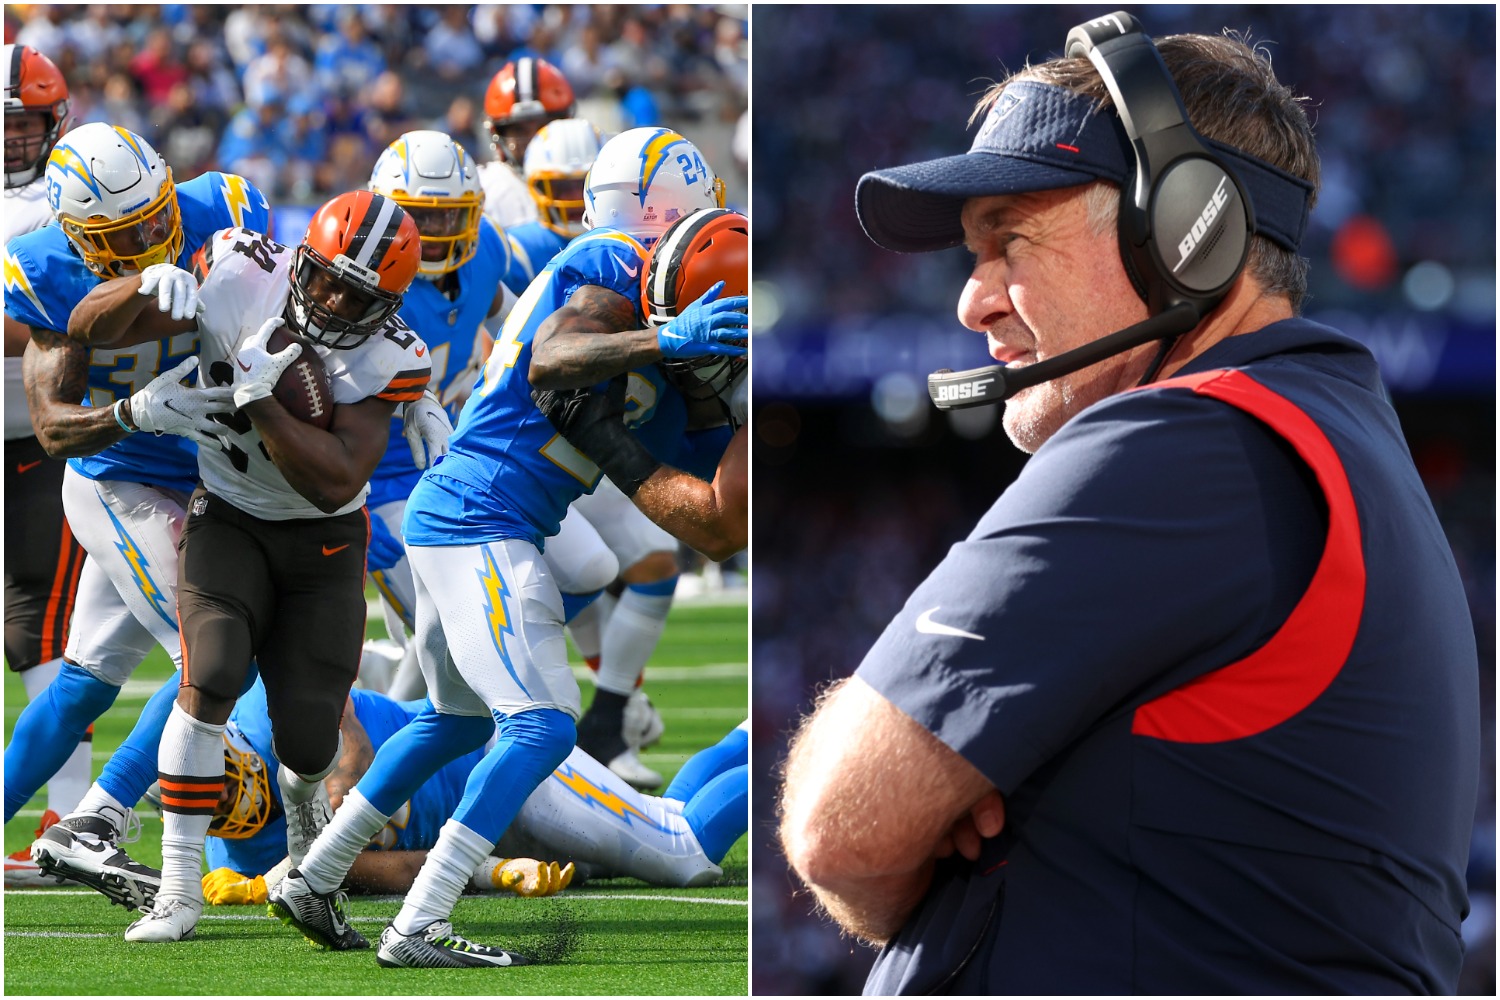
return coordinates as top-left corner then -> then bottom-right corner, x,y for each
128,356 -> 235,446
403,388 -> 452,470
232,317 -> 303,409
137,262 -> 202,321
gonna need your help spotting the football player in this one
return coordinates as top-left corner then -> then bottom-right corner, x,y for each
70,190 -> 434,945
210,680 -> 740,911
535,208 -> 749,560
477,57 -> 576,233
360,129 -> 533,700
3,124 -> 270,879
267,126 -> 738,969
528,194 -> 749,787
504,117 -> 602,279
1,42 -> 91,887
498,115 -> 687,790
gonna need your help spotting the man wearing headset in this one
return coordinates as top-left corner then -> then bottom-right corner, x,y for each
777,13 -> 1478,995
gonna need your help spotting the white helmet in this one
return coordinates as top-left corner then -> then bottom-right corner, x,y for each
368,129 -> 483,279
582,127 -> 725,248
523,118 -> 603,240
45,122 -> 181,277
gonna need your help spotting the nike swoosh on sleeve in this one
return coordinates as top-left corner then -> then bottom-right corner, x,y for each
914,607 -> 985,641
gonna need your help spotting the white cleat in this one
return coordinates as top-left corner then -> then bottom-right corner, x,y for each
124,897 -> 200,942
623,690 -> 665,750
607,747 -> 663,791
284,781 -> 333,869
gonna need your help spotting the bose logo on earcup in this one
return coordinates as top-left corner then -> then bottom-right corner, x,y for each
1173,176 -> 1230,274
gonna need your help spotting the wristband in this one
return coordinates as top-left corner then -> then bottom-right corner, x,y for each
114,398 -> 136,433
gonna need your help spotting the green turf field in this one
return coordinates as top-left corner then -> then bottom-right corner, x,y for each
3,592 -> 748,996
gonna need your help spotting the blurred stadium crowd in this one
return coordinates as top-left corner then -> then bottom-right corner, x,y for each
751,5 -> 1494,995
3,3 -> 748,206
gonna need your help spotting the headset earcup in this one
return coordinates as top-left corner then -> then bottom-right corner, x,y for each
1147,157 -> 1251,303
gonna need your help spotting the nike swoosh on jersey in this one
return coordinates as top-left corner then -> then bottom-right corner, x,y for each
415,346 -> 425,357
16,460 -> 43,474
610,253 -> 639,278
322,544 -> 350,556
914,607 -> 985,641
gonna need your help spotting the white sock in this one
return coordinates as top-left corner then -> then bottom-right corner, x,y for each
20,657 -> 62,700
299,789 -> 391,894
277,733 -> 341,805
156,702 -> 224,907
567,598 -> 604,664
71,785 -> 128,835
48,739 -> 93,818
394,819 -> 494,936
596,588 -> 673,695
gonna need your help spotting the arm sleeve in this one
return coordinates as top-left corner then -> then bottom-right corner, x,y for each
855,387 -> 1325,794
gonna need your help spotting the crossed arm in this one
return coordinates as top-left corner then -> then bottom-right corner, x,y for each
778,676 -> 1005,944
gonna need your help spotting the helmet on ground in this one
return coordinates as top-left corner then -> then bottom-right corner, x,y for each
523,118 -> 603,239
4,43 -> 71,189
210,726 -> 275,841
368,130 -> 483,279
583,127 -> 726,248
643,208 -> 748,401
45,122 -> 181,277
286,190 -> 420,349
483,57 -> 575,163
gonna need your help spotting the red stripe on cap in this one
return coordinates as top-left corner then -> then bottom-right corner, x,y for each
1131,369 -> 1365,743
1055,143 -> 1080,153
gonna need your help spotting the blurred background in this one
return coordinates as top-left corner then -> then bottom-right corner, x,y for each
750,5 -> 1495,995
3,2 -> 749,234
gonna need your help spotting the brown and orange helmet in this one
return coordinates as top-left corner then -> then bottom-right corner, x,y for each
4,44 -> 71,189
483,57 -> 575,164
286,191 -> 420,349
642,208 -> 749,401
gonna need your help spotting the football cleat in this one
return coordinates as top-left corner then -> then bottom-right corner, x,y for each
31,811 -> 160,910
123,896 -> 200,942
6,809 -> 67,888
267,868 -> 369,950
283,780 -> 333,869
376,920 -> 531,969
622,690 -> 665,750
607,747 -> 663,791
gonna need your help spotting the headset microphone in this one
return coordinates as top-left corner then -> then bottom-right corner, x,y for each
928,302 -> 1199,410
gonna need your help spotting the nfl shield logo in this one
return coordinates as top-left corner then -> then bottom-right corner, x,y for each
192,497 -> 207,516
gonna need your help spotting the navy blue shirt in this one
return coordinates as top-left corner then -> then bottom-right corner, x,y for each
857,319 -> 1479,994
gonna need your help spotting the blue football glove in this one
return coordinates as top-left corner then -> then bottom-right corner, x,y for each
367,515 -> 405,571
655,281 -> 749,359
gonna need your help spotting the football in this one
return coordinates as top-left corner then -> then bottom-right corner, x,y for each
267,327 -> 334,430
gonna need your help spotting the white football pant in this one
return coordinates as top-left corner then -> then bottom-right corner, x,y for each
406,538 -> 580,720
60,467 -> 185,683
501,744 -> 719,888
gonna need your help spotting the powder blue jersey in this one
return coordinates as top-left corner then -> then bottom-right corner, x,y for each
503,221 -> 569,286
367,217 -> 531,509
206,682 -> 484,877
403,227 -> 687,549
2,171 -> 270,492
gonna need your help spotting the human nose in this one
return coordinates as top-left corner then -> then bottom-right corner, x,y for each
957,257 -> 1011,333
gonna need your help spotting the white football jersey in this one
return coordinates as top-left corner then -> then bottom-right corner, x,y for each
192,227 -> 431,520
478,160 -> 538,232
4,177 -> 55,439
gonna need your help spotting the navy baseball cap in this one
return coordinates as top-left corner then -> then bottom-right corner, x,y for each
856,80 -> 1313,255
